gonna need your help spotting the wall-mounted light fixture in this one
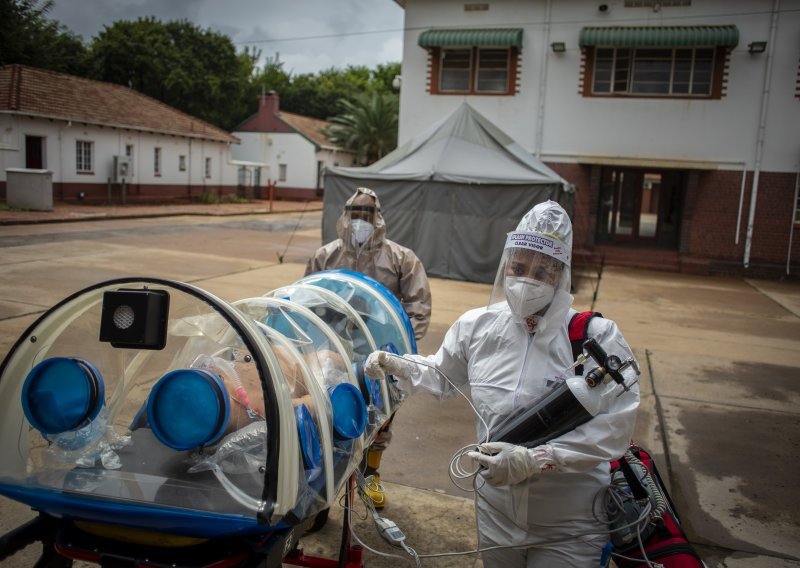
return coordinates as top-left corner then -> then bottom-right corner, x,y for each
551,42 -> 566,53
748,41 -> 767,54
392,75 -> 402,90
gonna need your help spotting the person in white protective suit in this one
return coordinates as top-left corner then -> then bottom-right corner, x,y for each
365,200 -> 640,567
305,187 -> 432,508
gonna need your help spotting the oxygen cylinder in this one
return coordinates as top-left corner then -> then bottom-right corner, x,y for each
488,376 -> 603,448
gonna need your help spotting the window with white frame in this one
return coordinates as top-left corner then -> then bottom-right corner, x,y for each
591,47 -> 715,96
205,157 -> 212,178
278,163 -> 287,182
154,147 -> 162,176
76,140 -> 93,172
179,155 -> 186,171
418,28 -> 522,96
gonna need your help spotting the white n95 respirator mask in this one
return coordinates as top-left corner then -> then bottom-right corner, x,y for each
350,219 -> 374,247
504,277 -> 555,320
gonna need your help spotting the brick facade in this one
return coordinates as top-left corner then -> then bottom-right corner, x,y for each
547,162 -> 800,279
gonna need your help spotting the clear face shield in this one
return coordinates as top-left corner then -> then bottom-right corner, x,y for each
344,203 -> 377,248
489,231 -> 572,332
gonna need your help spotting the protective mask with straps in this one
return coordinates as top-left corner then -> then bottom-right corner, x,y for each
504,277 -> 556,321
350,219 -> 375,247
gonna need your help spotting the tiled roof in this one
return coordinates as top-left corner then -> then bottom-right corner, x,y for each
278,111 -> 345,151
0,65 -> 237,143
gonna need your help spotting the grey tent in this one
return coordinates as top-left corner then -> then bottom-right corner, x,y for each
322,103 -> 571,283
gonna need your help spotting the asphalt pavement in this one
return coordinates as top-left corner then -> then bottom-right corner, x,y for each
0,201 -> 797,568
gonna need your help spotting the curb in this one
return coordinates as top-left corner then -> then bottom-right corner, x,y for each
0,207 -> 322,226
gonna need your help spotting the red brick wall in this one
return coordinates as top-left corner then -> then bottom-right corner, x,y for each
547,162 -> 594,249
688,170 -> 799,272
684,169 -> 748,261
0,180 -> 316,204
0,181 -> 242,204
544,163 -> 800,278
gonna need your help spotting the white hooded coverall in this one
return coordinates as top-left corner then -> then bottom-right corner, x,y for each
374,201 -> 640,567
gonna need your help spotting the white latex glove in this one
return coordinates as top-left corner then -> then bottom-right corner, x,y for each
467,441 -> 554,486
364,351 -> 413,381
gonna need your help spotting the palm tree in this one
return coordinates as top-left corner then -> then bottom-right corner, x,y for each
325,91 -> 398,165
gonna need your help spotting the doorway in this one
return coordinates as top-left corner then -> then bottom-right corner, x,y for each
596,167 -> 683,248
25,136 -> 44,169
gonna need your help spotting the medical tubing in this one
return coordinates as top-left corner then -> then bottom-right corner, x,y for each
348,524 -> 416,565
228,373 -> 251,410
210,465 -> 262,511
387,354 -> 490,442
387,354 -> 494,492
379,355 -> 655,561
408,486 -> 654,560
625,450 -> 667,521
349,470 -> 420,566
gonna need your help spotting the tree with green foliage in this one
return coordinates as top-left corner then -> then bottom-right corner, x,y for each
0,0 -> 89,74
88,18 -> 257,130
243,57 -> 401,125
325,91 -> 399,165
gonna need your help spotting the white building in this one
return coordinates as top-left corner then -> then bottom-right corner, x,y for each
232,92 -> 356,200
394,0 -> 800,277
0,65 -> 264,204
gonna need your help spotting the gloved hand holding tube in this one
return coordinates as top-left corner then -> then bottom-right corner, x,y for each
364,351 -> 415,381
467,441 -> 555,486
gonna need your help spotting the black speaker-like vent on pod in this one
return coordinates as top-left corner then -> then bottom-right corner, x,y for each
99,289 -> 170,350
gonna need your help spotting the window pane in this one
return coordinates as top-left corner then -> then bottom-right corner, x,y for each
75,141 -> 92,172
690,50 -> 713,95
672,51 -> 692,93
631,49 -> 671,94
476,49 -> 509,92
593,49 -> 615,92
591,46 -> 716,97
613,49 -> 631,92
440,49 -> 471,91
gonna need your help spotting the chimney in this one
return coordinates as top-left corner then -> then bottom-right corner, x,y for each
261,90 -> 280,116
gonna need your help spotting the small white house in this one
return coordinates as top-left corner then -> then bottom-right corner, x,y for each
0,64 -> 266,204
231,91 -> 356,200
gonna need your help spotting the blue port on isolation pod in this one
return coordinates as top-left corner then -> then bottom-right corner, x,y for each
328,383 -> 367,441
147,369 -> 230,450
22,357 -> 105,436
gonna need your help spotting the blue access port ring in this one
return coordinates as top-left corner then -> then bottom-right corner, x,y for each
328,383 -> 367,440
147,369 -> 230,451
22,357 -> 105,436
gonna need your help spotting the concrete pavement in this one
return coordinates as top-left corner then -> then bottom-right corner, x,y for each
0,202 -> 797,567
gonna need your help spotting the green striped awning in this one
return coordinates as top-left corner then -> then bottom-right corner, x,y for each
579,25 -> 739,48
418,28 -> 523,48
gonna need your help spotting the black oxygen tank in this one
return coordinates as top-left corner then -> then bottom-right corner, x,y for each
488,378 -> 595,448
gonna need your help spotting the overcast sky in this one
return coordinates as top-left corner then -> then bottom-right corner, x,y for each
49,0 -> 406,75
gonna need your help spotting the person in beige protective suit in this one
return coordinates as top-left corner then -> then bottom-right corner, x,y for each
305,187 -> 432,508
